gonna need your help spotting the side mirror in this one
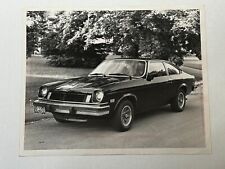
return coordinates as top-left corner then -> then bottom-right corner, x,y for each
147,71 -> 158,81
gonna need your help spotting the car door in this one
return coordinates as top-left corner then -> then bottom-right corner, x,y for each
140,61 -> 170,112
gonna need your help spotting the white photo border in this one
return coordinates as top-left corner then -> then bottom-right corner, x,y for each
20,5 -> 211,156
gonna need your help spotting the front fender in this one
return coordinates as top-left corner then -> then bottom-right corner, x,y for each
114,93 -> 137,111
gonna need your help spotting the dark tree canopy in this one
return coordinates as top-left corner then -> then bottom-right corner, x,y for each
26,9 -> 201,67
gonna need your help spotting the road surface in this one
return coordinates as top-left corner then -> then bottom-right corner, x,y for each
24,86 -> 205,150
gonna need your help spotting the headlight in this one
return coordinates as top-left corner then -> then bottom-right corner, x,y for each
94,90 -> 104,102
40,87 -> 48,97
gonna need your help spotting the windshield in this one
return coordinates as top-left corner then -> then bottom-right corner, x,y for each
90,59 -> 146,77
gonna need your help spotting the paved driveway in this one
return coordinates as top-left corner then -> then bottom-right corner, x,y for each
24,87 -> 205,150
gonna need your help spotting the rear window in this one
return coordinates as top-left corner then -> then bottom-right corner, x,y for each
164,62 -> 180,75
148,62 -> 167,77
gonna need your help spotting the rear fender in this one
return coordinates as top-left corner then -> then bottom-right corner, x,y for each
178,83 -> 188,94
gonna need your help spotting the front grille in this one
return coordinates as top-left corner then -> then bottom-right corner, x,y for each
49,91 -> 86,102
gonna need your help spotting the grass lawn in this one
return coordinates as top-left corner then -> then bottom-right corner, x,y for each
25,56 -> 92,122
181,59 -> 202,81
25,77 -> 58,121
26,56 -> 92,77
183,60 -> 202,70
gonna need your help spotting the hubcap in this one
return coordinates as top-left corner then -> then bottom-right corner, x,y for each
178,92 -> 185,108
121,105 -> 132,127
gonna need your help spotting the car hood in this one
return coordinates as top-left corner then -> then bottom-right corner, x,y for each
52,76 -> 130,93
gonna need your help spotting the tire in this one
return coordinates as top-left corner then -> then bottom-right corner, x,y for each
170,89 -> 186,112
112,100 -> 134,132
53,114 -> 70,123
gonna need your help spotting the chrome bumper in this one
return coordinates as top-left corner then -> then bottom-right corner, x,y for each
33,99 -> 110,116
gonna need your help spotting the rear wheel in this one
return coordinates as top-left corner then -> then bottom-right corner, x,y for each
112,100 -> 134,132
170,89 -> 186,112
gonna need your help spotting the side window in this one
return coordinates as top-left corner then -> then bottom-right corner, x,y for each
164,63 -> 180,75
148,62 -> 167,77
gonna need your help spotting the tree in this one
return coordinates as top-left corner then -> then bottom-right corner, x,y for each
87,9 -> 200,64
26,11 -> 47,58
170,9 -> 201,60
31,9 -> 201,67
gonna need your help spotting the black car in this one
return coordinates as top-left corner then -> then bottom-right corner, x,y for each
33,58 -> 195,131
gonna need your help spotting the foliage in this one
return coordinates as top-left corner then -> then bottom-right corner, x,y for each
26,9 -> 201,67
26,11 -> 47,58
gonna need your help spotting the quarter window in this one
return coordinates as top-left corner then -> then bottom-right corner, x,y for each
148,62 -> 167,77
164,63 -> 180,75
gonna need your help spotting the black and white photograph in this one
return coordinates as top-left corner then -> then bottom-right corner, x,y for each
22,8 -> 210,154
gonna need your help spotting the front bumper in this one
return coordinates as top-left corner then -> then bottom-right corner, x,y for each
33,98 -> 110,116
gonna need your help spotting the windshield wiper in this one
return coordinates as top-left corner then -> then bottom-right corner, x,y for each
108,73 -> 132,79
89,73 -> 106,77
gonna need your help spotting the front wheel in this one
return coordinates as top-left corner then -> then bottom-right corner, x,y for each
170,89 -> 186,112
112,100 -> 134,132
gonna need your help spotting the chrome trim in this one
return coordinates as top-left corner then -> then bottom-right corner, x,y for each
55,108 -> 70,114
85,94 -> 92,103
34,99 -> 109,110
67,119 -> 87,122
47,92 -> 52,99
37,98 -> 109,106
76,110 -> 109,116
